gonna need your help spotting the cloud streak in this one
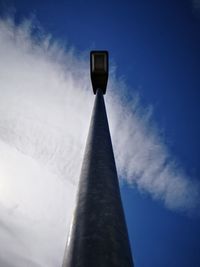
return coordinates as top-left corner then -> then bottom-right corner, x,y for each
0,17 -> 199,266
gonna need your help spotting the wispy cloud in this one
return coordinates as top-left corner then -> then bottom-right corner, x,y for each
192,0 -> 200,17
0,17 -> 199,266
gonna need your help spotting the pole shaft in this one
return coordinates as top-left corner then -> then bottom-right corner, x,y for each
63,89 -> 134,267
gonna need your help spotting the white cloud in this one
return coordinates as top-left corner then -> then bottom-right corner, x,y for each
0,140 -> 75,267
0,17 -> 199,266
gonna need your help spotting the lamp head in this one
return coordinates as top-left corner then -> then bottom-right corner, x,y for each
90,51 -> 109,94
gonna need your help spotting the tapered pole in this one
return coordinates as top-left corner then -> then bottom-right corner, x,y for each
62,87 -> 134,267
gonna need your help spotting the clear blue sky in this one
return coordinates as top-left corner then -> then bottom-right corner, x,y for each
0,0 -> 200,266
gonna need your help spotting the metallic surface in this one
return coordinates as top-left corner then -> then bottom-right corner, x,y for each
90,51 -> 108,94
62,89 -> 134,267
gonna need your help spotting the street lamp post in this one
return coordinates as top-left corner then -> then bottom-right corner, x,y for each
62,51 -> 134,267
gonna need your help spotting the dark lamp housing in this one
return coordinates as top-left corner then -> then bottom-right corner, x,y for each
90,51 -> 109,94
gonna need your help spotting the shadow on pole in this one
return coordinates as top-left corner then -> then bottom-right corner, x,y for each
62,51 -> 134,267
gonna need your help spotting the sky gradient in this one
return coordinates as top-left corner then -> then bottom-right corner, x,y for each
0,0 -> 200,266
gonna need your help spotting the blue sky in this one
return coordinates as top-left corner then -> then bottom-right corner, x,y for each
0,0 -> 200,266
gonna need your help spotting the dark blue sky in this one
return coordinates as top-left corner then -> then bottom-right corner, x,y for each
0,0 -> 200,266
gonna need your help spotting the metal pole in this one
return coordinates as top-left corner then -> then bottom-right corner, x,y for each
62,88 -> 134,267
